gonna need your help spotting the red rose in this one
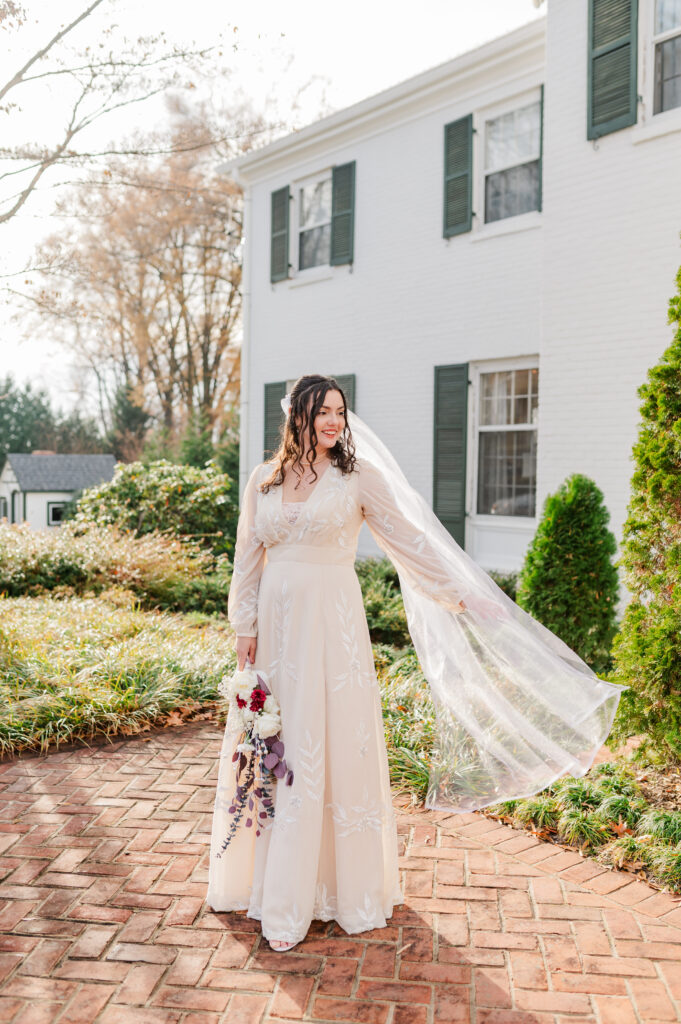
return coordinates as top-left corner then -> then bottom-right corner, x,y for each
235,695 -> 247,708
249,687 -> 267,712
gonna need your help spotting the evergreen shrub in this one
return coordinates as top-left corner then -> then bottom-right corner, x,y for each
74,459 -> 238,555
609,260 -> 681,757
516,473 -> 619,673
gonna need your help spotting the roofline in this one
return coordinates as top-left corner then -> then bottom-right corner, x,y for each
219,17 -> 545,182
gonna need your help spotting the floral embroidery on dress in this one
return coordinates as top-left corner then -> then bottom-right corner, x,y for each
299,728 -> 324,803
282,501 -> 304,525
355,719 -> 371,758
329,590 -> 375,692
326,783 -> 385,837
313,881 -> 338,920
263,578 -> 297,683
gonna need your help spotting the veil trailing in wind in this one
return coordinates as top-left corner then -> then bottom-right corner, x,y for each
281,393 -> 626,813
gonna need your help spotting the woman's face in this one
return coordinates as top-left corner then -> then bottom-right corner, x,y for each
303,389 -> 345,455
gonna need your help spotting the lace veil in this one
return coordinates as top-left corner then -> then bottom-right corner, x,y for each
281,393 -> 626,813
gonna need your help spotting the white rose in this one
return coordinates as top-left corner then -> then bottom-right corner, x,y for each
254,712 -> 280,739
236,741 -> 255,752
263,694 -> 279,715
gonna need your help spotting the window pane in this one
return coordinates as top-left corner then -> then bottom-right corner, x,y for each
656,0 -> 681,34
480,371 -> 513,426
477,430 -> 537,517
299,224 -> 331,269
298,179 -> 332,230
655,36 -> 681,113
485,160 -> 540,223
485,101 -> 541,173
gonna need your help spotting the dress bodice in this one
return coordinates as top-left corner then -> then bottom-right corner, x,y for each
227,456 -> 467,638
281,501 -> 304,525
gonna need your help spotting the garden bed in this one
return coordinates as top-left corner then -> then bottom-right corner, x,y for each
0,593 -> 234,757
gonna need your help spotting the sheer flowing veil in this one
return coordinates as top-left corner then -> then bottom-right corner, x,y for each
281,394 -> 626,813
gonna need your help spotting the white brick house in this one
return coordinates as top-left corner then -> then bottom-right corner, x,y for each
222,0 -> 681,574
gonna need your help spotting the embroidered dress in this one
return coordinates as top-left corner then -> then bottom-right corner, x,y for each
206,456 -> 461,943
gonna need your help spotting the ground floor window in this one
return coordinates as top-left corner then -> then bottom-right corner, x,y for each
47,502 -> 66,526
474,364 -> 539,517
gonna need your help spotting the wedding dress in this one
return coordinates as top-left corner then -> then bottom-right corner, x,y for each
206,454 -> 440,942
207,438 -> 624,943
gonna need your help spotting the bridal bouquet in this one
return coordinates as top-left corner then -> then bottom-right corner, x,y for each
215,662 -> 294,856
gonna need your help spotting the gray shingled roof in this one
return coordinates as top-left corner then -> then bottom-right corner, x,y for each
6,454 -> 116,492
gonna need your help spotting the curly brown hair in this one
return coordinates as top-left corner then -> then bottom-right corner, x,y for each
259,374 -> 357,494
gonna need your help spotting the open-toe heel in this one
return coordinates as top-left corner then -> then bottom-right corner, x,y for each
269,938 -> 300,952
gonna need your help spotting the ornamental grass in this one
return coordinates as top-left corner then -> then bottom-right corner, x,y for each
0,594 -> 234,756
0,521 -> 230,613
486,762 -> 681,893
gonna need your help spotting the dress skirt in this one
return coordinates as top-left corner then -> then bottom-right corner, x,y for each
206,542 -> 404,944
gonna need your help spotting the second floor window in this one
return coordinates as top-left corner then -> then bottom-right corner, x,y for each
298,176 -> 332,270
654,0 -> 681,113
484,101 -> 542,224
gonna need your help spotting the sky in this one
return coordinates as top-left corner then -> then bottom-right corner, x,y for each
0,0 -> 545,412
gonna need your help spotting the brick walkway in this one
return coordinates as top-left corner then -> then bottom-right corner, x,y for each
2,723 -> 681,1024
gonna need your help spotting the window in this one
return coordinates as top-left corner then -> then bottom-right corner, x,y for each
476,368 -> 539,517
484,101 -> 542,223
47,502 -> 66,526
654,0 -> 681,113
0,497 -> 6,520
298,175 -> 332,270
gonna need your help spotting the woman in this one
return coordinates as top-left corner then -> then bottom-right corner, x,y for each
206,374 -> 624,951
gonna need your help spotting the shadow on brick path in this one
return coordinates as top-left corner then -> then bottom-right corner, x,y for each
2,721 -> 681,1023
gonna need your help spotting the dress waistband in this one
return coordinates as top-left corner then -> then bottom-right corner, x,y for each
265,543 -> 356,567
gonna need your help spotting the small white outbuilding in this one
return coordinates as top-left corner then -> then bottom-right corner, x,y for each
0,453 -> 116,528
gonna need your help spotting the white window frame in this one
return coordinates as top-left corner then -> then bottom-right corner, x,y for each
47,501 -> 66,527
651,0 -> 681,115
467,355 -> 540,528
289,167 -> 334,284
473,87 -> 543,235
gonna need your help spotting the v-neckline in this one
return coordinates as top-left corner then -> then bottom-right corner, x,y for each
280,459 -> 334,507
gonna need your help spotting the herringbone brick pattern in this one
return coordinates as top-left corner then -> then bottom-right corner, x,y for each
2,722 -> 681,1023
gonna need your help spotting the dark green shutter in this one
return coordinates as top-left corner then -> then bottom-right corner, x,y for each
264,381 -> 287,459
330,162 -> 355,266
443,115 -> 473,237
587,0 -> 638,139
330,373 -> 356,412
270,186 -> 290,283
433,364 -> 468,548
538,84 -> 545,213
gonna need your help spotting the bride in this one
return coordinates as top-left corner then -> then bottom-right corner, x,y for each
206,373 -> 624,952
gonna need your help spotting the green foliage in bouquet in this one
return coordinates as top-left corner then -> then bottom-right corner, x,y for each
516,473 -> 619,673
609,260 -> 681,757
73,459 -> 238,556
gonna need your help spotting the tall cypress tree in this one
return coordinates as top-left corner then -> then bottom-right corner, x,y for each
610,261 -> 681,755
516,473 -> 619,674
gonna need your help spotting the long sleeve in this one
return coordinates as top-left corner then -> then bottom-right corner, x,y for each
227,462 -> 266,638
358,457 -> 467,615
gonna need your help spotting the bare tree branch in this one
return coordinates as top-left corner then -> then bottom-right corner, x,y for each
0,0 -> 106,103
